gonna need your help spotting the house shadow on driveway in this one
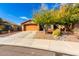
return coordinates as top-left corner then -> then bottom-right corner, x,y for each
0,44 -> 71,56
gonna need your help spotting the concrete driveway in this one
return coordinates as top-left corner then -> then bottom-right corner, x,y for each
0,31 -> 36,44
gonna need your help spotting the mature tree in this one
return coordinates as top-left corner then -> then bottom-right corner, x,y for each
33,3 -> 79,33
59,4 -> 79,32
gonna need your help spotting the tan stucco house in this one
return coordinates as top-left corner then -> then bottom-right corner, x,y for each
21,20 -> 39,31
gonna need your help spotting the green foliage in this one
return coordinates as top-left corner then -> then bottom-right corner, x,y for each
0,25 -> 5,30
61,4 -> 79,25
52,29 -> 61,37
33,3 -> 79,31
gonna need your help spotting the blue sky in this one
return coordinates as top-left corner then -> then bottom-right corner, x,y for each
0,3 -> 60,24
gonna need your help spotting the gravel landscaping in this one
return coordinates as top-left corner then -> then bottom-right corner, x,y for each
33,31 -> 79,42
33,31 -> 54,39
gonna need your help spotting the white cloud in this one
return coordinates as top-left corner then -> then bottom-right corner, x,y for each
20,16 -> 28,19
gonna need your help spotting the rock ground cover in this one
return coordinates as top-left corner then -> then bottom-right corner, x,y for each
33,31 -> 79,42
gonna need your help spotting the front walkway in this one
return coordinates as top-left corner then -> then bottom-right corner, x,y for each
0,31 -> 79,55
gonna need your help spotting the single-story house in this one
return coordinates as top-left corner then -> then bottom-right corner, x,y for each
21,20 -> 39,31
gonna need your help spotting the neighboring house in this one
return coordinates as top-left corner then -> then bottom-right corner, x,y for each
21,20 -> 39,31
0,19 -> 21,34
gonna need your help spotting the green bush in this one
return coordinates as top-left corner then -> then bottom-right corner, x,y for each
52,29 -> 61,37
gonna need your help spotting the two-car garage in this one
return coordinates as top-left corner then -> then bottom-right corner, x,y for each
21,20 -> 39,31
24,24 -> 39,31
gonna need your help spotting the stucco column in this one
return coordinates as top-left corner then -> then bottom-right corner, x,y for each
22,25 -> 24,31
